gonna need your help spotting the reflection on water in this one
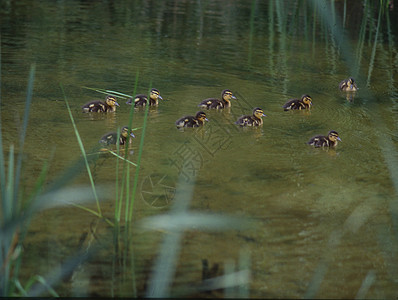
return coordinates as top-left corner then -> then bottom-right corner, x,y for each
1,0 -> 398,298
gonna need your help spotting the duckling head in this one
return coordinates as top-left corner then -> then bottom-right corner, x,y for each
301,94 -> 313,106
195,111 -> 209,122
105,95 -> 120,107
222,89 -> 237,101
121,126 -> 136,139
253,107 -> 266,118
150,88 -> 163,101
347,77 -> 358,90
328,130 -> 341,142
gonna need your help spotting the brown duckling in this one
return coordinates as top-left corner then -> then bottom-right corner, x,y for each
175,111 -> 208,128
99,126 -> 135,146
283,94 -> 313,111
198,89 -> 236,109
307,130 -> 341,147
126,88 -> 163,107
339,77 -> 358,91
82,95 -> 120,113
235,107 -> 266,127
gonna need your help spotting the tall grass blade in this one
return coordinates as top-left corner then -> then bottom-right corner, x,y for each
60,84 -> 102,216
27,247 -> 96,297
14,64 -> 35,210
15,275 -> 59,297
82,87 -> 132,99
223,260 -> 236,298
145,171 -> 195,298
4,145 -> 14,222
127,81 -> 149,223
140,212 -> 253,231
238,248 -> 251,298
0,37 -> 5,210
355,270 -> 375,299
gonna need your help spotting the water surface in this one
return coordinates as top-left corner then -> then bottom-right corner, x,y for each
1,0 -> 398,298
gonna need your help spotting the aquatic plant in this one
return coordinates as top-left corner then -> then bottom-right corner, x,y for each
0,64 -> 113,296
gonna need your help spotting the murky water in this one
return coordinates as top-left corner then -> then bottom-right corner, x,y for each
1,0 -> 398,298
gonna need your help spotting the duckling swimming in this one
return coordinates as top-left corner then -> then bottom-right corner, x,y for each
126,88 -> 163,107
99,126 -> 135,146
175,111 -> 208,128
283,94 -> 313,111
235,107 -> 266,127
339,77 -> 358,91
198,89 -> 236,109
307,130 -> 341,147
82,95 -> 120,113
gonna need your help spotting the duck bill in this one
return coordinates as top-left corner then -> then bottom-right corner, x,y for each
205,118 -> 209,122
158,95 -> 163,100
231,95 -> 237,99
115,101 -> 120,106
337,137 -> 342,141
130,132 -> 136,138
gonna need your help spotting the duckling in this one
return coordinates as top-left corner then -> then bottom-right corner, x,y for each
283,94 -> 313,111
82,95 -> 120,113
339,77 -> 358,91
235,107 -> 266,127
198,89 -> 236,109
99,126 -> 135,146
307,130 -> 341,147
175,111 -> 208,128
126,88 -> 163,107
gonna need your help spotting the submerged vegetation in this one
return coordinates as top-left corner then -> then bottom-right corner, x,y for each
1,0 -> 398,298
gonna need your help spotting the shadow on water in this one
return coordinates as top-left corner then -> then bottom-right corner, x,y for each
1,0 -> 398,298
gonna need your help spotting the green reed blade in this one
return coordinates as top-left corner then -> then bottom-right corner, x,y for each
14,64 -> 35,212
60,84 -> 102,216
114,127 -> 122,223
5,145 -> 15,223
355,270 -> 375,299
0,38 -> 5,211
1,145 -> 15,296
127,85 -> 149,223
18,275 -> 59,297
82,86 -> 132,99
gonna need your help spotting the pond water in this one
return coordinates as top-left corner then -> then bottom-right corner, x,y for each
1,0 -> 398,298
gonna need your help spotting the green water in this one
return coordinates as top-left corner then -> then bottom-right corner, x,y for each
1,0 -> 398,298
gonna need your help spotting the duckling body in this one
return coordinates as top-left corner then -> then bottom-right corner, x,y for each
307,131 -> 341,147
339,77 -> 358,91
198,89 -> 236,109
176,111 -> 208,128
82,95 -> 120,113
235,107 -> 266,127
126,88 -> 163,107
283,94 -> 313,111
99,126 -> 135,146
